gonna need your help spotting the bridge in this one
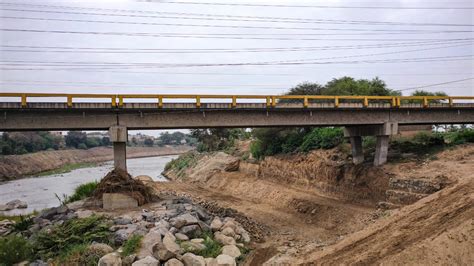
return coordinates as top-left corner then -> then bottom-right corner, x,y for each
1,93 -> 473,169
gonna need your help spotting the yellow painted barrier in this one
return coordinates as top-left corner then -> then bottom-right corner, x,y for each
0,93 -> 473,108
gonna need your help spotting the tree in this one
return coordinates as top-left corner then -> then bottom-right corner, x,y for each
65,131 -> 87,149
101,137 -> 110,146
144,138 -> 154,147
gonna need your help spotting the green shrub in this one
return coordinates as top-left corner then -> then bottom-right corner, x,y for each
165,152 -> 199,172
299,127 -> 344,152
121,235 -> 142,257
390,132 -> 444,155
249,140 -> 264,160
33,215 -> 112,260
194,231 -> 222,258
65,181 -> 98,204
57,243 -> 111,266
443,128 -> 474,145
0,235 -> 33,265
13,215 -> 34,232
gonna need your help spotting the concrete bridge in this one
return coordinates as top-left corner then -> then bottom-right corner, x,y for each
1,93 -> 473,169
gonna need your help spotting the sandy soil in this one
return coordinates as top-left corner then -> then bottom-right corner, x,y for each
156,144 -> 474,264
0,145 -> 192,180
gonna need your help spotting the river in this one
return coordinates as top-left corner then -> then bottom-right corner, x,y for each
0,155 -> 177,215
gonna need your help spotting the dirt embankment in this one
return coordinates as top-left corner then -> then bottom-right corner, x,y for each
0,145 -> 192,181
161,144 -> 474,265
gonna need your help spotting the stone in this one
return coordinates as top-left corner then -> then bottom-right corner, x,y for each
103,193 -> 138,210
221,221 -> 237,231
224,159 -> 240,172
181,253 -> 206,266
190,238 -> 204,244
0,204 -> 13,211
132,256 -> 159,266
216,255 -> 236,266
5,199 -> 28,209
123,254 -> 137,266
214,232 -> 236,246
180,225 -> 201,237
136,175 -> 154,183
76,210 -> 94,219
66,199 -> 85,210
180,241 -> 206,252
152,242 -> 177,261
210,217 -> 223,231
115,216 -> 133,225
221,227 -> 235,238
98,252 -> 122,266
29,260 -> 48,266
175,233 -> 189,241
163,232 -> 181,253
204,258 -> 218,266
114,225 -> 139,245
137,231 -> 162,259
89,243 -> 114,254
171,213 -> 199,229
155,220 -> 170,230
164,258 -> 184,266
221,245 -> 241,258
240,231 -> 250,243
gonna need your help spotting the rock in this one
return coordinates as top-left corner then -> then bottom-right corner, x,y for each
175,233 -> 189,241
221,221 -> 237,231
137,231 -> 162,259
224,159 -> 240,172
180,241 -> 206,252
115,216 -> 133,225
194,208 -> 210,221
114,225 -> 140,245
163,232 -> 181,253
214,232 -> 236,245
103,193 -> 139,210
190,238 -> 204,244
171,213 -> 199,229
29,260 -> 48,266
0,204 -> 13,211
152,242 -> 177,261
221,227 -> 235,238
204,258 -> 218,266
210,217 -> 223,231
221,245 -> 241,258
164,258 -> 184,266
66,199 -> 85,210
132,256 -> 159,266
135,175 -> 154,183
181,253 -> 206,266
89,243 -> 114,254
239,231 -> 250,243
216,255 -> 236,266
76,210 -> 94,219
98,252 -> 122,266
180,225 -> 201,237
155,220 -> 170,230
0,220 -> 14,236
123,254 -> 137,266
5,199 -> 28,209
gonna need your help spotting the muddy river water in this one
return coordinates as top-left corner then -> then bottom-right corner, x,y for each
0,155 -> 176,215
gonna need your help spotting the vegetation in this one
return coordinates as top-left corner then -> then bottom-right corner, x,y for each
65,131 -> 110,149
190,128 -> 249,152
64,181 -> 98,204
0,131 -> 63,155
56,243 -> 110,266
194,231 -> 223,258
36,162 -> 97,177
32,215 -> 112,260
121,235 -> 143,257
0,235 -> 33,265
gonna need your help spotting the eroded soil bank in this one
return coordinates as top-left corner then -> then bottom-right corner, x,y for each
0,145 -> 192,181
160,143 -> 474,264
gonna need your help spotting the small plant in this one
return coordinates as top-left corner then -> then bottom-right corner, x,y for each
57,243 -> 109,266
194,231 -> 222,258
0,235 -> 33,265
65,181 -> 98,204
13,215 -> 34,232
121,234 -> 143,257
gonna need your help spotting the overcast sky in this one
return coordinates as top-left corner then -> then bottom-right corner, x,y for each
0,0 -> 473,135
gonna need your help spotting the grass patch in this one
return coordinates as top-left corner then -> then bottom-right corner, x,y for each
56,243 -> 111,266
36,162 -> 97,177
236,245 -> 251,264
121,234 -> 143,257
64,181 -> 98,204
33,215 -> 112,260
193,231 -> 222,258
0,235 -> 34,265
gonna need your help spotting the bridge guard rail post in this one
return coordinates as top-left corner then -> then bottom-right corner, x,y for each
109,125 -> 128,171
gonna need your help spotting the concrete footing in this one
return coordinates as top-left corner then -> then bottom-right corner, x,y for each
109,125 -> 128,171
344,122 -> 398,166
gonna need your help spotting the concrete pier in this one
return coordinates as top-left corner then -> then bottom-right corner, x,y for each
109,125 -> 128,171
374,135 -> 389,166
349,136 -> 364,165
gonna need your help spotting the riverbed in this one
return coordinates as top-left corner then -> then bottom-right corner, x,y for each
0,155 -> 177,215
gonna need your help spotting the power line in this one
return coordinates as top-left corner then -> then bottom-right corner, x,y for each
3,15 -> 473,35
3,28 -> 473,41
396,77 -> 474,91
156,1 -> 474,10
2,6 -> 473,27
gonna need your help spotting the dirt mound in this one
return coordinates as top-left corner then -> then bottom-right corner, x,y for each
93,169 -> 156,205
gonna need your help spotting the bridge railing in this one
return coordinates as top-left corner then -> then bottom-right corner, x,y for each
0,93 -> 473,108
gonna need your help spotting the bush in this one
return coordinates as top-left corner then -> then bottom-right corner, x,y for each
77,143 -> 88,150
443,128 -> 474,145
194,231 -> 222,258
57,243 -> 111,266
165,152 -> 199,172
390,132 -> 444,154
299,127 -> 344,152
121,235 -> 143,257
0,235 -> 33,265
250,140 -> 264,160
65,181 -> 98,204
33,215 -> 112,260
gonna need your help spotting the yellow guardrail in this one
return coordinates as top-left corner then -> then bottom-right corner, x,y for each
0,93 -> 473,108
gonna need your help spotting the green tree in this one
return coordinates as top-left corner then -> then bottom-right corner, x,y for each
144,138 -> 154,147
65,131 -> 87,149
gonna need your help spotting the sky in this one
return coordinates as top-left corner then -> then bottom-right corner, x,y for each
0,0 -> 473,135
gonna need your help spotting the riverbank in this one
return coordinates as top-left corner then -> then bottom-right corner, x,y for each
0,146 -> 192,181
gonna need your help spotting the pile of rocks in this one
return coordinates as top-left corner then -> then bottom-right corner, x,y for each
101,197 -> 251,266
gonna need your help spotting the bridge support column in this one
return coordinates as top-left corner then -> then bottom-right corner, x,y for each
344,122 -> 398,166
349,136 -> 364,165
109,125 -> 128,171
